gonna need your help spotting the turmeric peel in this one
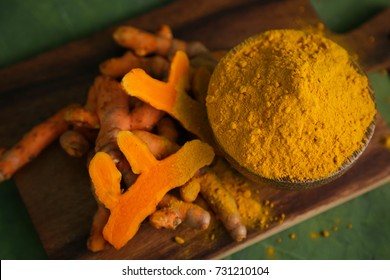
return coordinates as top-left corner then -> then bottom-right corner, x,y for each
94,76 -> 164,160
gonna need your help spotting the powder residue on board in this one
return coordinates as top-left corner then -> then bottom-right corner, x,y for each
212,159 -> 280,230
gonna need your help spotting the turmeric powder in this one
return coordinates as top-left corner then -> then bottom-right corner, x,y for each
207,29 -> 376,182
199,168 -> 247,242
193,158 -> 280,240
212,159 -> 274,230
180,175 -> 201,202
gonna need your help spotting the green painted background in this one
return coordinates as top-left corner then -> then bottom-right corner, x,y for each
0,0 -> 389,259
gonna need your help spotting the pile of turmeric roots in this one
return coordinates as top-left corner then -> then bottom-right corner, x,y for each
0,25 -> 250,251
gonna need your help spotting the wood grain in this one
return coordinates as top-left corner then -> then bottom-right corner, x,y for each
0,0 -> 390,259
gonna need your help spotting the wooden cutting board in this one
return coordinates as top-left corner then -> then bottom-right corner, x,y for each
1,0 -> 390,259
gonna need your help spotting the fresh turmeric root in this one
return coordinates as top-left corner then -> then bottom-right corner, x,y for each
99,51 -> 169,79
133,130 -> 179,160
64,77 -> 99,129
113,24 -> 208,58
80,76 -> 157,249
115,154 -> 137,189
128,102 -> 166,132
94,76 -> 165,158
199,169 -> 247,242
156,117 -> 179,143
189,49 -> 225,78
85,76 -> 167,249
94,76 -> 132,157
149,194 -> 210,230
89,130 -> 214,249
0,105 -> 75,182
191,66 -> 211,104
87,205 -> 110,253
64,106 -> 100,129
59,129 -> 90,158
60,76 -> 100,156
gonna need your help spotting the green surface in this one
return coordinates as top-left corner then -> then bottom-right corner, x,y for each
1,0 -> 390,260
228,184 -> 390,260
311,0 -> 390,32
0,0 -> 172,68
0,181 -> 46,259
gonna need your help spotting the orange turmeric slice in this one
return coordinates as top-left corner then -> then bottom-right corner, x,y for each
121,51 -> 214,145
89,152 -> 122,210
89,130 -> 214,249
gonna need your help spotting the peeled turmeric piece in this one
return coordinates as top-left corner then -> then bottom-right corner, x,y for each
122,50 -> 214,145
89,130 -> 214,249
89,152 -> 122,210
87,130 -> 179,251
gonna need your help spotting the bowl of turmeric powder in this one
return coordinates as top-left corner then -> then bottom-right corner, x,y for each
206,29 -> 376,190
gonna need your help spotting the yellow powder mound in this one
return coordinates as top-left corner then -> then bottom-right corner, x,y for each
207,29 -> 376,181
